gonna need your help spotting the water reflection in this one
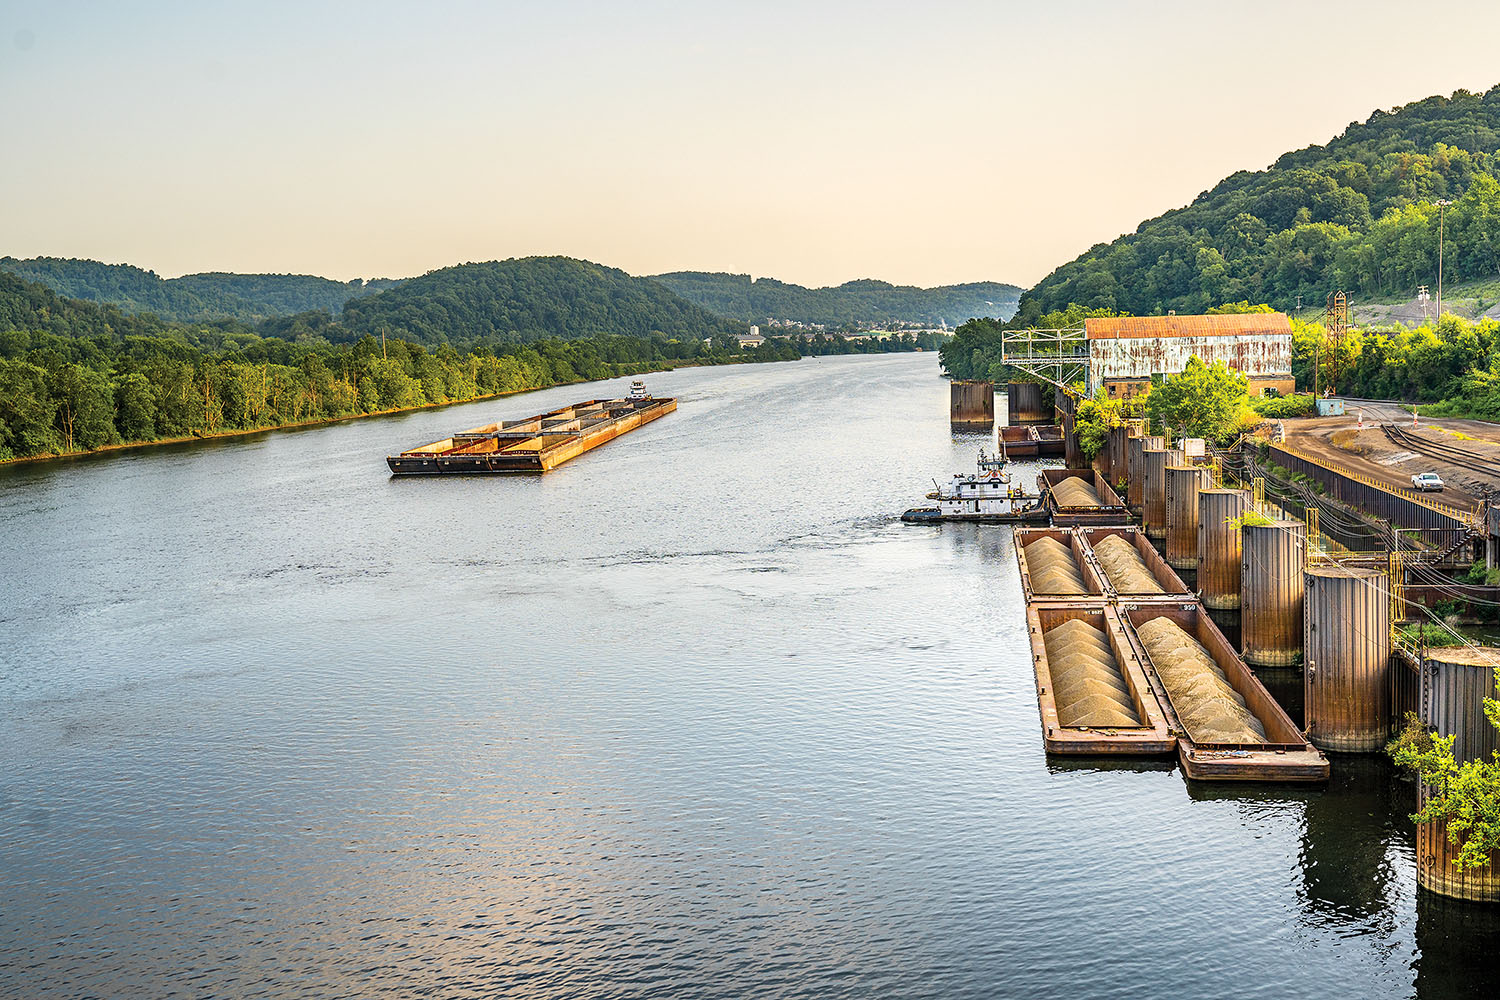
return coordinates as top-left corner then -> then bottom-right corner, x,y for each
1044,757 -> 1178,778
1415,892 -> 1500,997
1298,758 -> 1407,926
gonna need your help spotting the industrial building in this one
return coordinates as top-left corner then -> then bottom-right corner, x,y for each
1084,313 -> 1295,399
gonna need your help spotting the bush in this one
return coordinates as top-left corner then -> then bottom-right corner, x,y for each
1390,669 -> 1500,873
1251,393 -> 1318,418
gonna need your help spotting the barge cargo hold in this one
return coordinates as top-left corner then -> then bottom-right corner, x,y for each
1038,469 -> 1130,526
1014,528 -> 1110,602
1118,603 -> 1329,783
1026,604 -> 1175,755
1077,527 -> 1192,601
387,393 -> 677,475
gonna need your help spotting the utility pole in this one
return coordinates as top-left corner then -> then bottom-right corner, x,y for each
1436,199 -> 1452,323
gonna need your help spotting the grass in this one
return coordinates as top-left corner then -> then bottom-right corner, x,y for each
1396,623 -> 1479,648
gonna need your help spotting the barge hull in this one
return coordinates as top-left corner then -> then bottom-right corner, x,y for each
388,397 -> 676,475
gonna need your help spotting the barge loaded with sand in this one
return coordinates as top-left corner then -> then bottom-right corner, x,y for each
387,382 -> 676,475
1017,525 -> 1328,781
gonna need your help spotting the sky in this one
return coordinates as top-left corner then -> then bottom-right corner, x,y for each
4,1 -> 1500,290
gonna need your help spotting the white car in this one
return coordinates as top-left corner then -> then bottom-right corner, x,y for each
1411,472 -> 1444,492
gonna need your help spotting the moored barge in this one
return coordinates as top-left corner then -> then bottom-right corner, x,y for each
388,383 -> 676,474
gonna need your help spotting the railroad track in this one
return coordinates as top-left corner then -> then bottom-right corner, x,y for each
1382,424 -> 1500,482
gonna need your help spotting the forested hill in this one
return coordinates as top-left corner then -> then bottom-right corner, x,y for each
651,272 -> 1021,328
338,257 -> 745,344
0,256 -> 398,323
1016,85 -> 1500,322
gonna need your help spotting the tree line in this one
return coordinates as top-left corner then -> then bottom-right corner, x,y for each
0,266 -> 954,462
0,328 -> 801,461
0,256 -> 397,323
650,271 -> 1021,328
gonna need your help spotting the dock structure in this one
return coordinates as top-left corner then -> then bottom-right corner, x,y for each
1304,566 -> 1390,753
387,393 -> 676,474
1005,381 -> 1052,425
1198,488 -> 1250,610
949,380 -> 994,432
1165,464 -> 1214,570
1241,520 -> 1306,667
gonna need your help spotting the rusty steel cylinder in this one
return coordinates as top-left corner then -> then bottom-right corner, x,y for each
1241,519 -> 1305,667
950,381 -> 993,431
1007,382 -> 1047,423
1304,566 -> 1389,752
1165,465 -> 1215,570
1127,436 -> 1145,508
1063,413 -> 1085,469
1418,647 -> 1500,901
1107,425 -> 1129,491
1142,447 -> 1169,540
1198,488 -> 1249,610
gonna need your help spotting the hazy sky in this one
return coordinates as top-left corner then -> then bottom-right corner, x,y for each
4,1 -> 1500,289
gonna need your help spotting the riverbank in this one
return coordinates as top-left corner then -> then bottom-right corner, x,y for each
0,353 -> 791,468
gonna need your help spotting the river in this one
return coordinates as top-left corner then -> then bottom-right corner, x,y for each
1,352 -> 1495,998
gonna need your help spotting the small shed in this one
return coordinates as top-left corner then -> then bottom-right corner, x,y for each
1315,398 -> 1345,417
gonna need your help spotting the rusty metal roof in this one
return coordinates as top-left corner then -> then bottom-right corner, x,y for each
1085,313 -> 1292,340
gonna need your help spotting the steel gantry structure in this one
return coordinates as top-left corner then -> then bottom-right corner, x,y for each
997,326 -> 1089,396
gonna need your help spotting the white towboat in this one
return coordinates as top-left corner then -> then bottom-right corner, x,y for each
628,380 -> 651,401
901,449 -> 1046,524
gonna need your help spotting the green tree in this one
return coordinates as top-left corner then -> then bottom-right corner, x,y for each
1073,388 -> 1124,459
114,372 -> 158,440
1144,356 -> 1249,441
1391,667 -> 1500,873
0,358 -> 59,458
51,363 -> 117,451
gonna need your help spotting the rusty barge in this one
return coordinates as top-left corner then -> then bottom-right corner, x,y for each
387,383 -> 676,475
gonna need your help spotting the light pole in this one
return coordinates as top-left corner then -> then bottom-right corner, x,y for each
1436,199 -> 1452,324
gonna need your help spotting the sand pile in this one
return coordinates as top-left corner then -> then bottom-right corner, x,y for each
1025,537 -> 1087,594
1051,477 -> 1102,508
1136,617 -> 1265,743
1043,619 -> 1140,728
1093,535 -> 1164,593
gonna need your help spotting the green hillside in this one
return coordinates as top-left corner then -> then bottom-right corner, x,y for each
0,256 -> 397,322
339,257 -> 746,344
1017,85 -> 1500,322
651,272 -> 1020,328
0,268 -> 795,463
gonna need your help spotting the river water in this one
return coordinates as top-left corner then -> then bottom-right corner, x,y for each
1,352 -> 1496,998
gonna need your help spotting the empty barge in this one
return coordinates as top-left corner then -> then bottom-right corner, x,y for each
387,383 -> 676,474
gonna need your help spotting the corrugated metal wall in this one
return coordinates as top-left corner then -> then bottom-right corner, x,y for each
1304,567 -> 1390,752
1089,334 -> 1292,384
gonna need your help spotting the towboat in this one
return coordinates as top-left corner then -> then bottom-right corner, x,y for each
901,449 -> 1047,523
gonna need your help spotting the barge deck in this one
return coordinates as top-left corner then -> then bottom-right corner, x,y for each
387,393 -> 676,474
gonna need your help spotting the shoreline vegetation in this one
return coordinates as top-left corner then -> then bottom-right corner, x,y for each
0,264 -> 949,467
2,363 -> 695,468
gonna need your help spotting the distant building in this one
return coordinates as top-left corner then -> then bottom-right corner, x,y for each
1084,313 -> 1295,399
737,330 -> 765,347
